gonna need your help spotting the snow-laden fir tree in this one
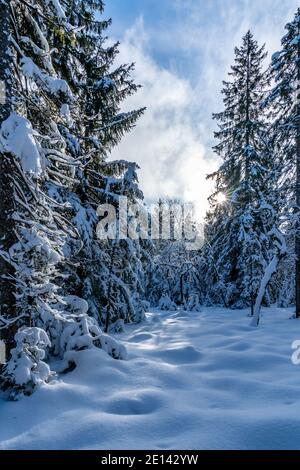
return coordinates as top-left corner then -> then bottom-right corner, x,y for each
83,162 -> 149,332
44,0 -> 148,330
0,0 -> 143,395
265,9 -> 300,316
203,31 -> 282,310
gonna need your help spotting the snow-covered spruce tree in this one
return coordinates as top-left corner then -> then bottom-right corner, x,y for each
203,31 -> 280,310
0,0 -> 135,395
43,0 -> 147,330
86,162 -> 150,332
266,9 -> 300,316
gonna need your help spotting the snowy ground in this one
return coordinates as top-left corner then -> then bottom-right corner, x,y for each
1,307 -> 300,450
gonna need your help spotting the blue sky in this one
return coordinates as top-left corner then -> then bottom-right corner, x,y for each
105,0 -> 300,219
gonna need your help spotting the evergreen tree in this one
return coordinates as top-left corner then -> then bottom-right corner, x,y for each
46,0 -> 147,328
203,31 -> 276,309
81,161 -> 148,331
266,9 -> 300,316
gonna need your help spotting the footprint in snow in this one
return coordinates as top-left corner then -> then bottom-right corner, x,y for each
152,345 -> 202,365
105,390 -> 163,416
127,333 -> 154,343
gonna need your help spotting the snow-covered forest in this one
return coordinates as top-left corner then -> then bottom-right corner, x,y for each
1,0 -> 300,451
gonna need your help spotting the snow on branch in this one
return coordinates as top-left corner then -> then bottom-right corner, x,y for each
44,0 -> 66,19
0,112 -> 43,174
21,57 -> 73,101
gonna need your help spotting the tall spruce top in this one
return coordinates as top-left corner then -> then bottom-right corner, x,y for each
210,31 -> 268,202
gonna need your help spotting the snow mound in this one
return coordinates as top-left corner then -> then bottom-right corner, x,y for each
1,327 -> 52,397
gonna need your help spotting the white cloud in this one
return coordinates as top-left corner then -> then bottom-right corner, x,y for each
109,18 -> 218,220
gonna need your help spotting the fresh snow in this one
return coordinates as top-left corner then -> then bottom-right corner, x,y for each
0,112 -> 42,174
1,307 -> 300,450
21,57 -> 72,99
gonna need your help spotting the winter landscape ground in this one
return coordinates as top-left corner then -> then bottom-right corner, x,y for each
1,307 -> 299,450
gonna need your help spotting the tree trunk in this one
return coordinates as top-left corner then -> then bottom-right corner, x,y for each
296,14 -> 300,318
245,32 -> 254,317
105,242 -> 117,333
245,31 -> 251,180
180,274 -> 184,305
0,0 -> 16,353
251,255 -> 279,327
251,228 -> 286,326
